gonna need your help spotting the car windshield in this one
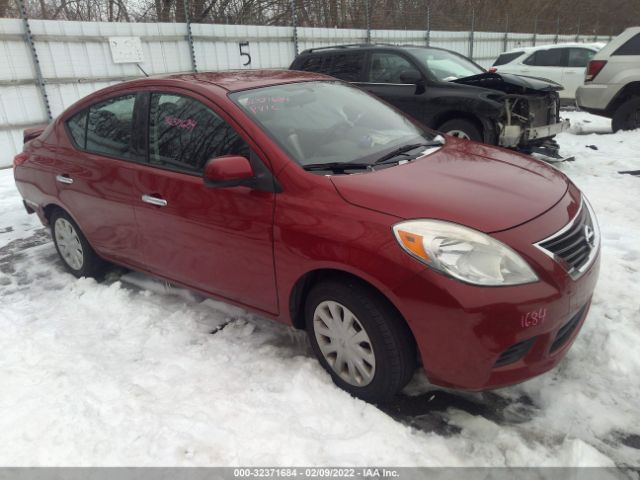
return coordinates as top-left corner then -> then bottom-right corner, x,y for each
408,48 -> 485,81
230,81 -> 436,168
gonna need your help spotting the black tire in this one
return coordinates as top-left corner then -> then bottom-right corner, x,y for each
438,118 -> 483,142
305,279 -> 416,403
50,209 -> 107,278
612,96 -> 640,132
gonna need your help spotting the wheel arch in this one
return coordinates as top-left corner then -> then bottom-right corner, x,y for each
43,203 -> 64,224
42,203 -> 99,253
607,81 -> 640,115
288,268 -> 415,344
433,111 -> 495,143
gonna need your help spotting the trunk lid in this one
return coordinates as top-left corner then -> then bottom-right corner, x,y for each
23,124 -> 48,144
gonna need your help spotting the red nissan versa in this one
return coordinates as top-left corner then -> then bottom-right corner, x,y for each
13,70 -> 600,402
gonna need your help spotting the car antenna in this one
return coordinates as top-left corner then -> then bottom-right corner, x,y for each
136,63 -> 149,77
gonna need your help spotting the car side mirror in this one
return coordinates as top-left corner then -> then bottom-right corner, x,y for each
203,155 -> 255,188
399,69 -> 423,84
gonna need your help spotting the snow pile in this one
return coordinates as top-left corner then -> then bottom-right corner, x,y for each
0,111 -> 638,466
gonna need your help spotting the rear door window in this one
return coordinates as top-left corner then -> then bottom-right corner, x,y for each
493,51 -> 524,66
524,48 -> 567,67
367,52 -> 415,83
148,93 -> 249,175
66,110 -> 87,148
296,55 -> 332,74
86,94 -> 137,160
329,52 -> 365,81
613,33 -> 640,55
567,48 -> 596,67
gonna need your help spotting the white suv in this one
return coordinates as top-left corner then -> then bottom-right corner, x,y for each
576,27 -> 640,131
492,43 -> 604,101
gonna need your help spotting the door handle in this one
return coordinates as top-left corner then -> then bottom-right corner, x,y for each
141,194 -> 167,207
56,174 -> 73,185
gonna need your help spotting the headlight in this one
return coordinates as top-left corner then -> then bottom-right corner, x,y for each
393,220 -> 538,286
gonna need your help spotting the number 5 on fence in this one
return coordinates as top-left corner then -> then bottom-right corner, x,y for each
239,42 -> 251,67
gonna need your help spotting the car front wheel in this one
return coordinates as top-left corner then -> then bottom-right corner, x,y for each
438,118 -> 483,142
305,279 -> 416,403
51,209 -> 106,278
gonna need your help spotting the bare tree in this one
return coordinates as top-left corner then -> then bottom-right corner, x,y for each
2,0 -> 639,34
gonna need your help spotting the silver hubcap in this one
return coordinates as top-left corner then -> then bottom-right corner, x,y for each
54,218 -> 84,270
446,129 -> 471,140
313,300 -> 376,387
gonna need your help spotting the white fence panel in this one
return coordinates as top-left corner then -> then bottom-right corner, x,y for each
0,19 -> 34,81
193,24 -> 294,70
506,32 -> 536,51
473,31 -> 506,66
0,17 -> 616,167
0,85 -> 44,159
535,34 -> 557,46
429,30 -> 470,57
297,27 -> 367,52
371,29 -> 426,44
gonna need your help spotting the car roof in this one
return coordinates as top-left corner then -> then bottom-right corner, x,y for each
504,42 -> 605,54
123,69 -> 333,93
299,43 -> 451,55
593,26 -> 640,59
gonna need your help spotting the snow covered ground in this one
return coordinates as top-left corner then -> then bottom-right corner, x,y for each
0,111 -> 639,467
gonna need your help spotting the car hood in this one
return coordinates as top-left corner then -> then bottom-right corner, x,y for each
451,72 -> 563,93
330,139 -> 569,233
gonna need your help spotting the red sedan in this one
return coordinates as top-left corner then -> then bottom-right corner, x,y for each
13,70 -> 600,402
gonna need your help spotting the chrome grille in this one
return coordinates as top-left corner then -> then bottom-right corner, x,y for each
535,199 -> 599,279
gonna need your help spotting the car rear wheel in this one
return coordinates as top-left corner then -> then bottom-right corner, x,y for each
51,209 -> 107,278
612,97 -> 640,132
438,118 -> 482,142
305,279 -> 416,403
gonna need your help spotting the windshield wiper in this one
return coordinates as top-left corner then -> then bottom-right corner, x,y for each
303,162 -> 373,172
303,138 -> 445,173
373,140 -> 444,165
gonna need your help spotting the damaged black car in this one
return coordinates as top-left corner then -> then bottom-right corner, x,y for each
290,44 -> 570,160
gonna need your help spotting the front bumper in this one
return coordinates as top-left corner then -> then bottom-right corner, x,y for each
390,187 -> 600,390
499,120 -> 570,148
525,119 -> 570,141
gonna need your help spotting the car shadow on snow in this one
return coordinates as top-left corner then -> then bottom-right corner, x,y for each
379,388 -> 540,437
105,263 -> 543,435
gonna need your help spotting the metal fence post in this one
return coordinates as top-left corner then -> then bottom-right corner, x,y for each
425,4 -> 431,47
291,0 -> 299,56
468,9 -> 475,60
575,17 -> 581,42
365,0 -> 371,44
503,15 -> 509,52
554,16 -> 560,44
532,16 -> 538,46
183,0 -> 198,72
17,0 -> 52,121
